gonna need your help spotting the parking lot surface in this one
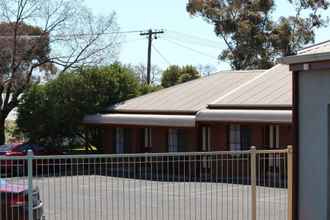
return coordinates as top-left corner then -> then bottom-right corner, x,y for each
10,175 -> 287,220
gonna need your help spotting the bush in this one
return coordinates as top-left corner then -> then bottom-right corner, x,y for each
17,63 -> 140,151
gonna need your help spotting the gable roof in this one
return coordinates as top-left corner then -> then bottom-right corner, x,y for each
108,70 -> 264,113
208,64 -> 291,108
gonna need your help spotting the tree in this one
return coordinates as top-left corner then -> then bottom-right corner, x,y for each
161,65 -> 201,88
197,64 -> 217,76
187,0 -> 329,70
131,63 -> 162,84
16,63 -> 140,151
0,0 -> 120,144
139,84 -> 162,95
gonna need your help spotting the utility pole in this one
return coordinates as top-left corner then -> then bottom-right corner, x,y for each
140,29 -> 164,84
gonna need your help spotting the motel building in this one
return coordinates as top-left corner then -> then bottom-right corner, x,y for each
84,62 -> 293,154
84,40 -> 330,220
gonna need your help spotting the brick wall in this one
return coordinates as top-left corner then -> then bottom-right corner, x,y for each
102,127 -> 114,154
151,127 -> 168,152
279,124 -> 293,148
210,125 -> 228,151
101,123 -> 293,154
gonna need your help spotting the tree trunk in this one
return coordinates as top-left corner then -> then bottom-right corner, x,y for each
0,119 -> 6,145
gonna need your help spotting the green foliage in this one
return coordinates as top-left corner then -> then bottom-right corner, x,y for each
187,0 -> 329,70
139,84 -> 162,95
0,22 -> 51,76
161,65 -> 201,88
16,63 -> 140,150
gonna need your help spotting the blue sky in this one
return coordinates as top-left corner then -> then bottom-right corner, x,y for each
84,0 -> 330,71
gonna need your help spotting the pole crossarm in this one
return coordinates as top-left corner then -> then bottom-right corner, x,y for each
140,29 -> 165,84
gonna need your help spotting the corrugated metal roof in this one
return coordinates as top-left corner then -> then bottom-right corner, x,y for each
109,70 -> 263,112
281,41 -> 330,64
298,40 -> 330,55
209,64 -> 292,108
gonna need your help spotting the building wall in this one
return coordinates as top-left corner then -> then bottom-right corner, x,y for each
102,127 -> 114,154
298,69 -> 330,220
183,127 -> 199,151
210,125 -> 228,151
250,124 -> 265,148
151,127 -> 168,152
101,123 -> 293,154
279,124 -> 292,147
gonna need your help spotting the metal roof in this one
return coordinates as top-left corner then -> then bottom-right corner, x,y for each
209,64 -> 292,108
280,41 -> 330,64
109,70 -> 263,113
298,40 -> 330,55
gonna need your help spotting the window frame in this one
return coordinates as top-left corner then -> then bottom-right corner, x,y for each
229,124 -> 241,151
229,124 -> 251,151
168,128 -> 179,152
115,128 -> 124,154
202,126 -> 211,151
144,128 -> 152,148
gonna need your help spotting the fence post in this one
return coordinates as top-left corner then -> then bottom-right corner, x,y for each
27,149 -> 34,220
287,145 -> 293,220
250,146 -> 257,220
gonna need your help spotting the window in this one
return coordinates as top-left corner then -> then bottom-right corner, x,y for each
168,128 -> 185,152
229,125 -> 241,151
229,125 -> 251,151
144,128 -> 152,148
168,128 -> 178,152
240,127 -> 251,150
202,127 -> 211,151
115,128 -> 124,154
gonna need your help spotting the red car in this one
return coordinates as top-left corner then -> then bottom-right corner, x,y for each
0,179 -> 44,220
0,143 -> 64,156
0,143 -> 64,176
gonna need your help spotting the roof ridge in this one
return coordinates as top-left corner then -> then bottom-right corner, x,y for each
208,64 -> 283,105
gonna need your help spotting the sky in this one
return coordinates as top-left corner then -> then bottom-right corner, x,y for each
84,0 -> 330,72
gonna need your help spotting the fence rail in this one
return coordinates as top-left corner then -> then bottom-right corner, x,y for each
0,147 -> 292,220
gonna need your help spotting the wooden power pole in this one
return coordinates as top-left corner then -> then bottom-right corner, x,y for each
140,29 -> 164,84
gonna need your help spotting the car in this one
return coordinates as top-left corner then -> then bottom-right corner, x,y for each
0,143 -> 64,156
0,143 -> 64,176
0,179 -> 44,220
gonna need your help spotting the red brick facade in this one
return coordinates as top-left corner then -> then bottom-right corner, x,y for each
101,123 -> 293,153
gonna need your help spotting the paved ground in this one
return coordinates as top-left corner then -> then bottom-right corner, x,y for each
7,175 -> 288,220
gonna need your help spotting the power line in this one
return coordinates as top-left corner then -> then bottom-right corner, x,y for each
167,30 -> 222,46
0,30 -> 144,39
152,44 -> 171,66
163,38 -> 219,61
165,33 -> 222,49
120,38 -> 145,44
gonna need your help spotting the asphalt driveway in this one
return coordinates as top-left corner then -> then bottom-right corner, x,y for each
26,175 -> 288,220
